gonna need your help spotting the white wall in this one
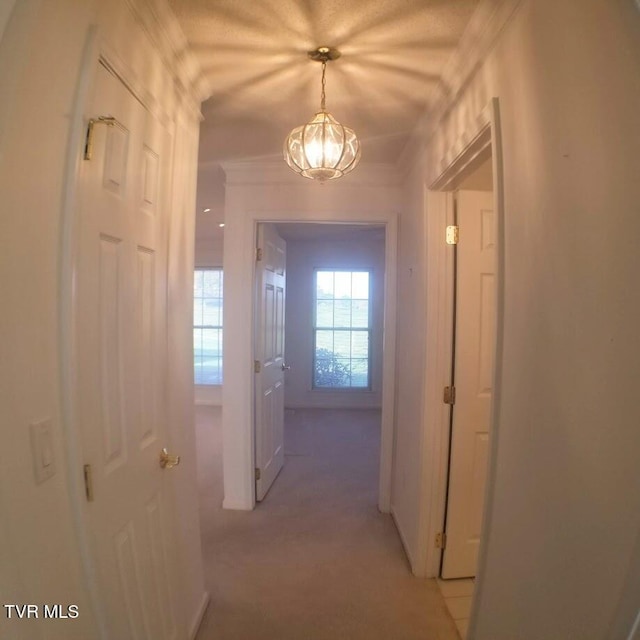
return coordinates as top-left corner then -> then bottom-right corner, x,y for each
388,156 -> 431,570
283,235 -> 385,409
0,4 -> 103,637
195,236 -> 223,267
0,1 -> 207,637
401,0 -> 640,637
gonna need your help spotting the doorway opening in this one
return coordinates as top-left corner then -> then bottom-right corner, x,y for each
421,98 -> 505,636
440,166 -> 495,580
218,201 -> 398,515
253,222 -> 388,505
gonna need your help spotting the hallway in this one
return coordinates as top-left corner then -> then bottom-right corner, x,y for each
194,407 -> 460,639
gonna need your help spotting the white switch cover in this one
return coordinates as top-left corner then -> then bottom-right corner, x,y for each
30,419 -> 56,484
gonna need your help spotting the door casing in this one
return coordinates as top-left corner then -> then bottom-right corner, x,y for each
250,217 -> 397,512
220,193 -> 398,513
418,97 -> 506,612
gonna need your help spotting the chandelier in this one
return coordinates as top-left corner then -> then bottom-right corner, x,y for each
284,47 -> 361,181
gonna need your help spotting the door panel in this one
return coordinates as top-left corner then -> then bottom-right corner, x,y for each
146,495 -> 177,639
75,60 -> 180,639
137,246 -> 157,447
255,224 -> 286,501
442,190 -> 495,579
98,234 -> 126,470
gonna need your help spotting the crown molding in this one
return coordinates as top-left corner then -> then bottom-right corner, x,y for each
125,0 -> 209,109
396,0 -> 523,177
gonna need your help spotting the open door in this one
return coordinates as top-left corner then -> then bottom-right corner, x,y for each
254,224 -> 287,501
442,189 -> 496,579
74,60 -> 183,637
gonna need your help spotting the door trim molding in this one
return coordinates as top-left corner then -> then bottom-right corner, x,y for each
220,187 -> 398,513
469,97 -> 506,638
59,26 -> 109,640
418,98 -> 505,590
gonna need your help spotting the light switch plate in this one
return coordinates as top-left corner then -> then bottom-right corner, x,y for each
30,419 -> 56,484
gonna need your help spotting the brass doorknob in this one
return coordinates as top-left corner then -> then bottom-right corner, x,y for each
160,448 -> 180,469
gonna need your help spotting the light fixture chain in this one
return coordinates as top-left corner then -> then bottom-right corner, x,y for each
320,60 -> 326,111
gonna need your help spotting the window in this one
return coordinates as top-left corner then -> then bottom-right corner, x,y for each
313,270 -> 370,389
194,268 -> 223,385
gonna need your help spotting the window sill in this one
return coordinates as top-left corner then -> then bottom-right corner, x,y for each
310,387 -> 375,393
194,384 -> 222,406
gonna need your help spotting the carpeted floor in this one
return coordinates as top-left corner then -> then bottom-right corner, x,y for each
194,406 -> 460,640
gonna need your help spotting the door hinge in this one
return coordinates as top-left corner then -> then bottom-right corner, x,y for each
255,467 -> 261,480
254,360 -> 261,373
443,386 -> 456,405
256,247 -> 263,261
435,532 -> 447,549
83,464 -> 94,502
84,116 -> 119,161
446,225 -> 459,245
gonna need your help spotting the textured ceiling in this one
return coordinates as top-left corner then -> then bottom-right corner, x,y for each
169,0 -> 480,165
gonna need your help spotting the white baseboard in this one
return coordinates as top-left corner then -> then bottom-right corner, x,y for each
391,506 -> 420,576
188,591 -> 210,640
222,497 -> 253,511
284,404 -> 382,411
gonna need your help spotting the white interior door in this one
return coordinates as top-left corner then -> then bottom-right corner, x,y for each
254,224 -> 287,501
75,60 -> 182,638
442,189 -> 496,579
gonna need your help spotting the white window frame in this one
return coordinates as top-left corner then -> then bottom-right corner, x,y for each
312,268 -> 372,391
194,267 -> 223,386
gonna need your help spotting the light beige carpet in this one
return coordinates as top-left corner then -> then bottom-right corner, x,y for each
194,406 -> 459,640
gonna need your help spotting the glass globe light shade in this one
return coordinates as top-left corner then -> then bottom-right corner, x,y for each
284,111 -> 361,181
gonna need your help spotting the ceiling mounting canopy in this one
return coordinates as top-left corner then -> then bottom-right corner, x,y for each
307,46 -> 341,62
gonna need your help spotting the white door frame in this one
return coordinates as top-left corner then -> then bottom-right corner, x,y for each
417,98 -> 506,588
220,173 -> 398,513
59,29 -> 109,639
